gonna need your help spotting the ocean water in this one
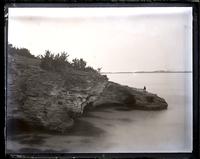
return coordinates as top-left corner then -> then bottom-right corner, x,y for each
104,73 -> 193,152
7,73 -> 193,153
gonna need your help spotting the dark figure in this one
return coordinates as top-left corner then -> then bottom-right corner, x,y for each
144,86 -> 146,91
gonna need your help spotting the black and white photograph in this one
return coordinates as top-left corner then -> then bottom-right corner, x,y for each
6,7 -> 193,153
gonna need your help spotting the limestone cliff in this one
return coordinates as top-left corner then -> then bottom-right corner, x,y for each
7,54 -> 167,132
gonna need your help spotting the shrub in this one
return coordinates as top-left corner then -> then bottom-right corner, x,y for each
8,44 -> 36,59
71,58 -> 87,70
85,66 -> 98,73
40,50 -> 54,71
39,50 -> 101,74
40,50 -> 70,72
53,52 -> 70,72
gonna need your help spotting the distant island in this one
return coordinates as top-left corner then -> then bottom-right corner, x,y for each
101,72 -> 134,74
134,70 -> 192,73
102,70 -> 192,74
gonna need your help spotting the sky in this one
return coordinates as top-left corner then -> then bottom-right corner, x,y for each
8,7 -> 192,72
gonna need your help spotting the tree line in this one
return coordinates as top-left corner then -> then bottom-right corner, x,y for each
8,44 -> 100,73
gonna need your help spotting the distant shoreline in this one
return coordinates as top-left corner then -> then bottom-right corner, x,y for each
101,71 -> 192,74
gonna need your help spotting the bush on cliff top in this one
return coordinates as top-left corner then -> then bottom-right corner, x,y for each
39,50 -> 99,74
8,43 -> 105,77
40,50 -> 70,72
8,44 -> 36,59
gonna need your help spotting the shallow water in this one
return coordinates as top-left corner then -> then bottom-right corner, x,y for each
6,73 -> 192,153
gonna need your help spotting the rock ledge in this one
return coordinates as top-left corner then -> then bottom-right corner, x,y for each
7,54 -> 168,132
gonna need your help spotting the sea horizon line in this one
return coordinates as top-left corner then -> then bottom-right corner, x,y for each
101,70 -> 192,74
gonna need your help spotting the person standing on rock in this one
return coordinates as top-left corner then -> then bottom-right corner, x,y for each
144,86 -> 146,92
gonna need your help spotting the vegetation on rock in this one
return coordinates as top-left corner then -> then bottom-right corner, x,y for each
39,50 -> 98,73
8,44 -> 36,59
39,50 -> 70,72
8,43 -> 100,74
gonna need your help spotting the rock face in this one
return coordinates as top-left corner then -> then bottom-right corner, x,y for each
94,82 -> 168,110
7,54 -> 168,132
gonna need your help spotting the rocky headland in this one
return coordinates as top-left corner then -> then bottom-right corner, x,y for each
7,53 -> 168,133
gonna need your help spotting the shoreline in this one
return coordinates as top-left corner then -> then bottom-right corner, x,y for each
6,102 -> 169,153
7,54 -> 167,133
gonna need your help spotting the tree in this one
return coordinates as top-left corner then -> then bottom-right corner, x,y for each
54,52 -> 70,72
40,50 -> 54,70
40,50 -> 70,72
79,58 -> 87,70
72,58 -> 87,70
